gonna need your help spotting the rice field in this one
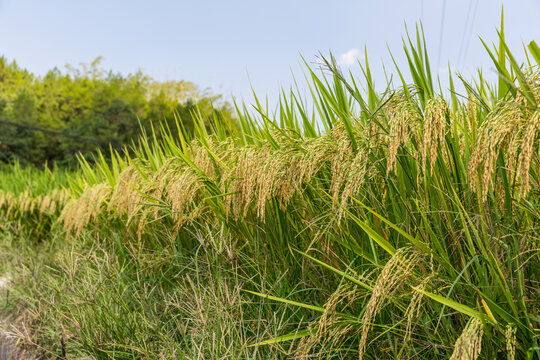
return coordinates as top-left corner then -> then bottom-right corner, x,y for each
0,25 -> 539,359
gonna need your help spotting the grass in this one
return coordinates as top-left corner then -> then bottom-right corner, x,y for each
1,17 -> 539,359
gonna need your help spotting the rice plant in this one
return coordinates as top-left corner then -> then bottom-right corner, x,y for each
1,18 -> 539,359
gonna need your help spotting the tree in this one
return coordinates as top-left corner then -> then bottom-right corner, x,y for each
0,56 -> 234,167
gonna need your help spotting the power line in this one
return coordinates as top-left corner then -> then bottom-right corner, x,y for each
460,0 -> 479,69
437,0 -> 447,71
0,119 -> 126,150
457,0 -> 474,68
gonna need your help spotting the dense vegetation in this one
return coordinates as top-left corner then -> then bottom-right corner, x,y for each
0,56 -> 233,166
0,22 -> 539,359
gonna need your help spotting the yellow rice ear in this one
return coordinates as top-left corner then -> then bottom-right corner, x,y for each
421,97 -> 448,173
449,317 -> 484,360
468,102 -> 537,202
386,95 -> 422,175
505,324 -> 517,360
59,183 -> 111,236
516,109 -> 540,199
358,248 -> 420,360
165,166 -> 204,228
295,281 -> 359,358
108,164 -> 145,217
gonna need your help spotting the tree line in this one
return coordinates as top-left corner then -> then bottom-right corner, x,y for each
0,56 -> 234,166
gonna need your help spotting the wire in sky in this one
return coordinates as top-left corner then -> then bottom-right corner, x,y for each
437,0 -> 447,71
0,119 -> 126,151
460,0 -> 480,69
457,0 -> 474,69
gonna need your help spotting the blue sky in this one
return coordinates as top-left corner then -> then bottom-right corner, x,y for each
0,0 -> 539,106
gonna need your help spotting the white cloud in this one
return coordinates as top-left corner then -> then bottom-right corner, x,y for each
338,48 -> 361,67
438,66 -> 450,75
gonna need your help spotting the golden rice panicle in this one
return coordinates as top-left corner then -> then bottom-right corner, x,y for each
255,134 -> 312,218
467,98 -> 479,128
222,133 -> 337,221
276,152 -> 301,208
143,157 -> 196,229
329,123 -> 354,201
252,148 -> 277,218
451,98 -> 478,157
216,143 -> 238,219
165,165 -> 204,229
153,157 -> 182,196
386,96 -> 422,174
505,127 -> 522,181
272,141 -> 301,208
276,135 -> 335,213
150,157 -> 179,217
0,191 -> 16,216
468,99 -> 539,201
298,135 -> 334,185
337,149 -> 369,221
108,164 -> 145,217
322,123 -> 371,221
505,324 -> 517,360
403,275 -> 434,347
358,248 -> 420,360
295,282 -> 358,359
449,317 -> 484,360
421,98 -> 448,172
59,183 -> 111,236
517,109 -> 540,199
17,190 -> 32,214
37,188 -> 66,215
225,146 -> 260,218
0,190 -> 7,209
58,199 -> 76,232
56,189 -> 71,213
453,110 -> 467,158
39,194 -> 52,215
255,150 -> 287,218
13,192 -> 24,214
235,138 -> 296,219
190,138 -> 218,178
468,104 -> 522,201
279,135 -> 334,212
